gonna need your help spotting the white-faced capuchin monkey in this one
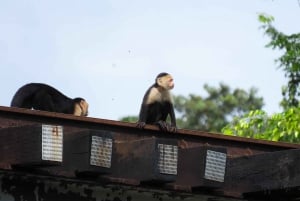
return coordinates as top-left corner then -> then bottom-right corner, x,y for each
10,83 -> 89,116
137,72 -> 177,132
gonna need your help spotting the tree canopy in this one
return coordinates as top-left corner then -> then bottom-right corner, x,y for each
222,108 -> 300,143
259,14 -> 300,109
173,83 -> 263,132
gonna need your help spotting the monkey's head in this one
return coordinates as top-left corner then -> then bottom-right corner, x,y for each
73,98 -> 89,116
156,72 -> 174,90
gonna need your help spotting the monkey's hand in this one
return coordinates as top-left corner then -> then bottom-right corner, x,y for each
159,122 -> 177,133
137,121 -> 146,129
168,124 -> 177,133
156,121 -> 169,132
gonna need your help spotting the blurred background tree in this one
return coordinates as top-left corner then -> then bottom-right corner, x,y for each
222,108 -> 300,143
173,83 -> 263,132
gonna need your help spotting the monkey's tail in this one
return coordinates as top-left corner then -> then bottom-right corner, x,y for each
10,83 -> 39,108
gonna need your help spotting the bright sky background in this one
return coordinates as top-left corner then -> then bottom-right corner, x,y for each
1,0 -> 299,121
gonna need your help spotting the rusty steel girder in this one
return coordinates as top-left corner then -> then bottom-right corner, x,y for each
1,106 -> 300,200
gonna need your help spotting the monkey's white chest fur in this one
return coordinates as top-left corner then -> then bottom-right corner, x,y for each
146,88 -> 173,104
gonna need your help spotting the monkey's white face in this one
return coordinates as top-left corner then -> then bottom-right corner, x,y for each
80,100 -> 89,116
74,100 -> 89,116
158,75 -> 174,90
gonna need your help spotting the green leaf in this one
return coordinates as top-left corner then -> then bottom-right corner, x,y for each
258,13 -> 274,24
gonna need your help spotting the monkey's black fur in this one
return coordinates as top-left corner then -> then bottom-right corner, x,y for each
137,73 -> 176,132
11,83 -> 85,115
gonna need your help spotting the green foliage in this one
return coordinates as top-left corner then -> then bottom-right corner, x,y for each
259,13 -> 300,109
119,115 -> 138,123
221,14 -> 300,143
222,107 -> 300,143
173,83 -> 264,132
258,13 -> 274,24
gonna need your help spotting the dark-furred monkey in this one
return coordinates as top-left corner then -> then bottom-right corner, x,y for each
137,72 -> 177,132
11,83 -> 89,116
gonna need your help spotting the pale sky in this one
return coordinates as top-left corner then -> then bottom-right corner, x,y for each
1,0 -> 299,120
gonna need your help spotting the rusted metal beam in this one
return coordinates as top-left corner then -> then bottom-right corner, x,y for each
223,148 -> 300,199
0,169 -> 245,201
1,106 -> 299,158
169,145 -> 227,191
111,137 -> 178,183
1,106 -> 300,200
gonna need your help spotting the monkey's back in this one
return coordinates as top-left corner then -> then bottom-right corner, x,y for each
11,83 -> 42,108
10,83 -> 72,112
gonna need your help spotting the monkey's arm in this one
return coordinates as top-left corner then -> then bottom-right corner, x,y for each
155,102 -> 177,133
137,104 -> 148,129
169,103 -> 176,127
167,103 -> 177,132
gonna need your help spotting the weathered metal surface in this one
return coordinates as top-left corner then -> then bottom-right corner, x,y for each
90,135 -> 113,168
223,148 -> 300,199
204,150 -> 227,182
111,138 -> 178,183
1,106 -> 299,158
0,125 -> 62,167
1,106 -> 300,200
63,130 -> 113,175
0,170 -> 245,201
41,124 -> 63,162
169,146 -> 227,191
